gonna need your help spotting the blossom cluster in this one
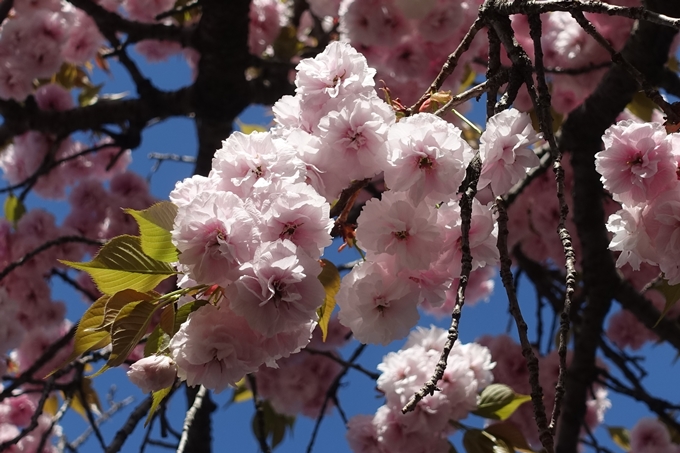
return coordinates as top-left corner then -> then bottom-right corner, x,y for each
165,41 -> 547,393
346,326 -> 495,453
595,120 -> 680,284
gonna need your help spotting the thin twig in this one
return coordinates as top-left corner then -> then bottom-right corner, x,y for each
177,386 -> 208,453
307,344 -> 366,453
303,348 -> 380,380
0,236 -> 103,283
495,198 -> 554,453
402,153 -> 482,414
105,395 -> 153,453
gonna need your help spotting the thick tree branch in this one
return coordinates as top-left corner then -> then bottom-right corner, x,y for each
555,1 -> 680,452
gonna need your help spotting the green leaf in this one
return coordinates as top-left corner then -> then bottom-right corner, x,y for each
650,280 -> 680,327
4,194 -> 25,225
174,299 -> 209,334
230,377 -> 253,404
463,429 -> 511,453
316,259 -> 340,341
159,303 -> 176,336
97,289 -> 158,332
51,295 -> 112,375
145,386 -> 172,427
143,325 -> 170,357
251,401 -> 295,450
607,426 -> 631,451
61,235 -> 176,295
484,421 -> 535,452
102,300 -> 160,371
78,83 -> 103,107
472,384 -> 531,421
626,91 -> 657,122
236,119 -> 268,135
125,202 -> 179,262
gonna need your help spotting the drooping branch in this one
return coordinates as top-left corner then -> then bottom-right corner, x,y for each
402,153 -> 482,414
496,198 -> 554,453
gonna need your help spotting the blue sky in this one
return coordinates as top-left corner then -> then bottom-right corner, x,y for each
5,44 -> 678,453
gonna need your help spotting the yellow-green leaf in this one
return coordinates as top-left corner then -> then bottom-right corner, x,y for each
61,235 -> 176,295
97,289 -> 158,332
143,325 -> 168,357
236,119 -> 268,135
52,296 -> 112,374
174,299 -> 208,334
472,384 -> 531,421
104,300 -> 160,370
125,202 -> 179,262
4,194 -> 25,225
145,386 -> 172,427
463,429 -> 511,453
231,377 -> 253,404
160,303 -> 176,336
78,83 -> 103,107
626,91 -> 657,122
316,259 -> 340,342
607,426 -> 631,451
43,395 -> 60,417
70,377 -> 102,421
650,281 -> 680,327
484,421 -> 535,453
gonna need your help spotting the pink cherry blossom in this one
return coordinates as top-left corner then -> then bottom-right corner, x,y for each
337,255 -> 420,345
630,418 -> 676,453
172,191 -> 258,286
478,108 -> 542,196
357,191 -> 441,270
169,304 -> 267,393
226,239 -> 325,337
596,120 -> 677,206
259,182 -> 333,259
295,41 -> 376,106
385,112 -> 473,204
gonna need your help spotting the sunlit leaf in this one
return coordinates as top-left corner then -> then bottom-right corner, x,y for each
143,325 -> 170,357
97,289 -> 158,331
316,259 -> 340,341
125,202 -> 179,262
650,280 -> 680,327
145,386 -> 173,427
52,296 -> 112,374
231,377 -> 253,404
78,84 -> 103,107
626,91 -> 657,122
607,426 -> 631,451
236,119 -> 268,135
100,300 -> 160,371
472,384 -> 531,421
61,235 -> 176,295
43,395 -> 60,417
4,194 -> 25,225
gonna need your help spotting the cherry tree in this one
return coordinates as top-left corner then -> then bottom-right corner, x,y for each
0,0 -> 680,452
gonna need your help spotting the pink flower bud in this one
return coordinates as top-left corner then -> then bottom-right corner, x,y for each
127,355 -> 176,394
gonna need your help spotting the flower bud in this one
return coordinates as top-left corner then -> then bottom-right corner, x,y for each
127,355 -> 176,393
